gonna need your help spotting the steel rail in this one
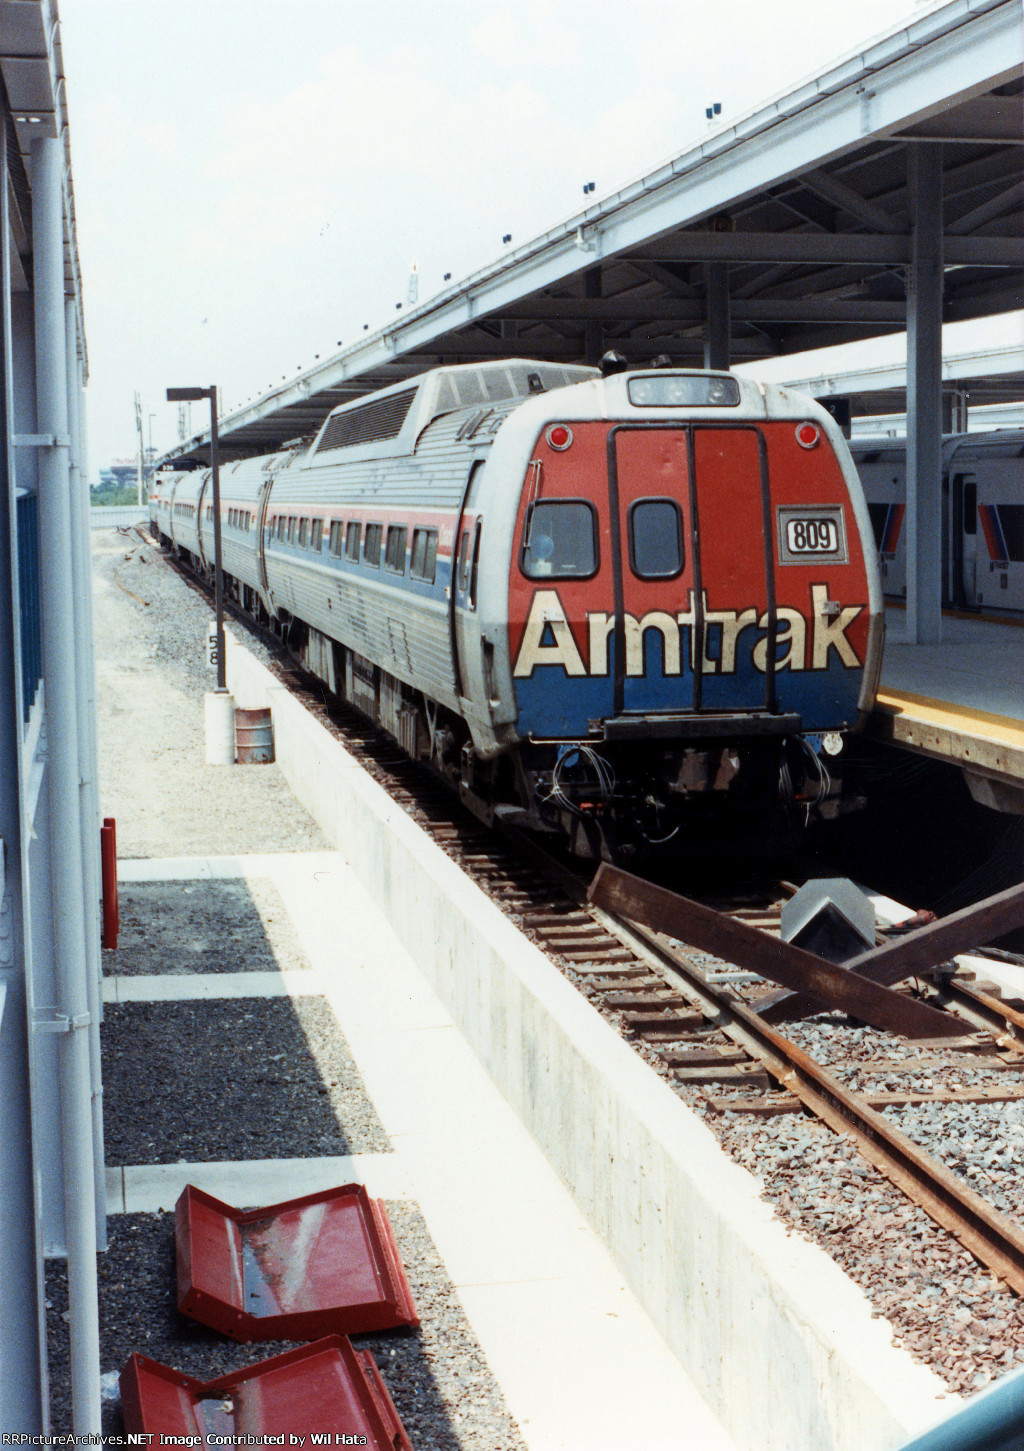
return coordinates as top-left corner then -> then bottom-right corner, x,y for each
924,976 -> 1024,1050
587,903 -> 1024,1295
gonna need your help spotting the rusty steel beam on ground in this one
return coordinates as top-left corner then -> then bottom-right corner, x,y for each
761,882 -> 1024,1024
588,865 -> 964,1040
590,904 -> 1024,1295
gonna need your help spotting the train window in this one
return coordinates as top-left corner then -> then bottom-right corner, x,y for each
468,522 -> 482,609
629,499 -> 683,579
276,516 -> 286,541
329,521 -> 344,557
866,503 -> 888,549
310,518 -> 323,551
963,481 -> 977,535
298,518 -> 309,548
364,523 -> 383,566
521,500 -> 598,579
385,525 -> 408,573
410,528 -> 438,584
345,522 -> 361,561
999,505 -> 1024,561
455,528 -> 469,589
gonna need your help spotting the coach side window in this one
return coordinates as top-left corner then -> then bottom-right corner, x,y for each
329,521 -> 344,557
410,528 -> 438,584
364,523 -> 383,566
310,519 -> 323,551
298,518 -> 309,549
385,525 -> 408,573
345,522 -> 361,561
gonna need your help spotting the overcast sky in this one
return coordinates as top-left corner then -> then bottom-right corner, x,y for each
58,0 -> 1020,478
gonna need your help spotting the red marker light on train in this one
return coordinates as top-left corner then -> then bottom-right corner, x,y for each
795,423 -> 820,449
546,425 -> 573,450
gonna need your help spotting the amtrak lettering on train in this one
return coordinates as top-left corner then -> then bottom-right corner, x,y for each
151,359 -> 883,857
513,585 -> 865,678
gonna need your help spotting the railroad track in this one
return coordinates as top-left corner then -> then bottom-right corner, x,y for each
266,654 -> 1024,1297
156,538 -> 1024,1301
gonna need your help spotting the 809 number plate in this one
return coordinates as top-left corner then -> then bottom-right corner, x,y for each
777,505 -> 848,565
786,517 -> 839,553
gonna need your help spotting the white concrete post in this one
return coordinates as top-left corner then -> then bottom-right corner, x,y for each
32,135 -> 101,1435
905,143 -> 944,646
65,296 -> 106,1250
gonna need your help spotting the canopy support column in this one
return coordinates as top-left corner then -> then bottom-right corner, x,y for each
905,143 -> 944,646
704,262 -> 730,371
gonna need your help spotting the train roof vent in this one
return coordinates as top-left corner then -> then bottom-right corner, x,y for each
316,387 -> 419,453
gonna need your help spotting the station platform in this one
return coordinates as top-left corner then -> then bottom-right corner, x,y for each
869,609 -> 1024,804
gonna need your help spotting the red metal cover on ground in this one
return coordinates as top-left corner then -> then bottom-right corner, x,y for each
120,1335 -> 412,1448
175,1182 -> 418,1341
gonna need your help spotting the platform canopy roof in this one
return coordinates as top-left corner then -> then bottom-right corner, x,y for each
738,341 -> 1024,419
164,0 -> 1022,467
0,0 -> 86,369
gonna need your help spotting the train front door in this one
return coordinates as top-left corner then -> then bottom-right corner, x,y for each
609,426 -> 697,716
608,425 -> 773,717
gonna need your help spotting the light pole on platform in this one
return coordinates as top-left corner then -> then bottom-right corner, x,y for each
166,385 -> 234,763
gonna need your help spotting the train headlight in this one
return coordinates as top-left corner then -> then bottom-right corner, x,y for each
795,422 -> 820,449
546,425 -> 573,451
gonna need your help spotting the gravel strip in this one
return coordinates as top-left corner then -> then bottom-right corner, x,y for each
113,878 -> 312,975
45,1205 -> 527,1448
102,997 -> 389,1163
92,528 -> 329,859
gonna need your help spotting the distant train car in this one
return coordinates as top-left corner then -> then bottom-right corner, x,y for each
154,360 -> 883,856
852,429 -> 1024,616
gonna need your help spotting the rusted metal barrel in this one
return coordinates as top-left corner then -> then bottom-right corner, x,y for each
235,706 -> 275,764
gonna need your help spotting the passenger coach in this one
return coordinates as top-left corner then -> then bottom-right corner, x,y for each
153,359 -> 883,856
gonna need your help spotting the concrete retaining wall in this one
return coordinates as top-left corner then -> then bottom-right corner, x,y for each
225,635 -> 954,1451
90,506 -> 147,530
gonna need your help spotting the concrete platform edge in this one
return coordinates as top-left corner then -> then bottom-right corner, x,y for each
225,634 -> 954,1451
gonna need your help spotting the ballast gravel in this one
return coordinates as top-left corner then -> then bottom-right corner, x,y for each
45,1205 -> 527,1449
671,1006 -> 1024,1396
